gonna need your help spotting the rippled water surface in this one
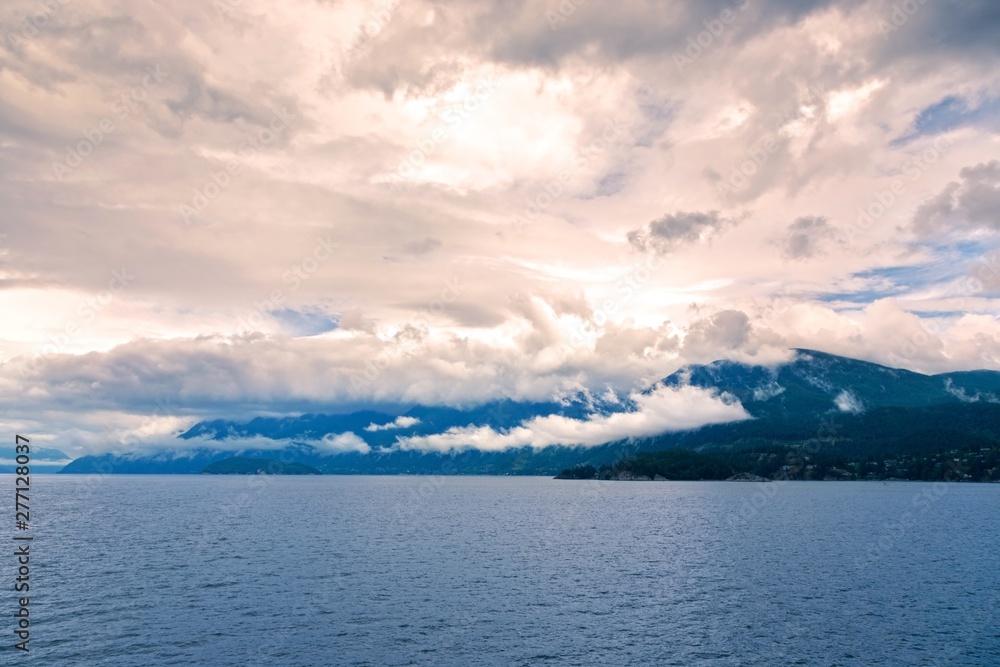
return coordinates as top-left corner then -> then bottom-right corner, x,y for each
8,475 -> 1000,665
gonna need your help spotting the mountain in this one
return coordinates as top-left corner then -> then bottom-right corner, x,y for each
642,349 -> 1000,456
201,457 -> 321,475
59,349 -> 1000,477
60,395 -> 626,475
180,397 -> 613,446
1,444 -> 72,473
662,349 -> 999,418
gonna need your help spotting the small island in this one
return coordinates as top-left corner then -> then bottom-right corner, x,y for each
200,457 -> 322,475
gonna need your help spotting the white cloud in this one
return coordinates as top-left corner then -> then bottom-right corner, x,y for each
315,432 -> 371,454
393,384 -> 750,453
365,416 -> 421,431
834,390 -> 864,414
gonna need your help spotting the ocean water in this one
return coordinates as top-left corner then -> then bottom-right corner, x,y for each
5,475 -> 999,666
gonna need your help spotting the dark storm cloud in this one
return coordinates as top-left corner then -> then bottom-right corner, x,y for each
627,211 -> 738,254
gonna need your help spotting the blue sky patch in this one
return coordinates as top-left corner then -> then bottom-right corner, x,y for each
893,94 -> 1000,146
817,261 -> 965,305
269,308 -> 339,336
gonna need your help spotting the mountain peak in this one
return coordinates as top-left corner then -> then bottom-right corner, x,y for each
663,349 -> 1000,419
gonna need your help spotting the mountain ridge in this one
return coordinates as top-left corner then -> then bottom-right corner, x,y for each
59,349 -> 1000,476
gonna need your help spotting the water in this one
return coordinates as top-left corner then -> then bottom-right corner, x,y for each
5,475 -> 999,666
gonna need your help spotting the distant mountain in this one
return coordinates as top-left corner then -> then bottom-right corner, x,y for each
60,395 -> 626,475
1,444 -> 71,473
59,350 -> 1000,477
201,457 -> 321,475
179,397 -> 614,446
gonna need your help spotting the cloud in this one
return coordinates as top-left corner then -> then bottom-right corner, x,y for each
165,431 -> 373,456
365,415 -> 421,431
781,216 -> 838,259
393,384 -> 750,453
834,389 -> 864,414
7,290 -> 1000,457
682,310 -> 752,359
912,161 -> 1000,236
943,378 -> 1000,404
314,431 -> 371,454
966,249 -> 1000,294
627,211 -> 739,254
401,238 -> 443,255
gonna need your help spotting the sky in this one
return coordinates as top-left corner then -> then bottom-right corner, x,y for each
2,0 -> 1000,458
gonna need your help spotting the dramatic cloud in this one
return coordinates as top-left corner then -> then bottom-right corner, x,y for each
2,0 -> 1000,457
